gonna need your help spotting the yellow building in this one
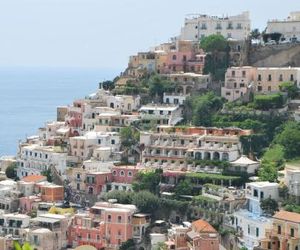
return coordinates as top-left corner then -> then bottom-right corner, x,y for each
257,210 -> 300,250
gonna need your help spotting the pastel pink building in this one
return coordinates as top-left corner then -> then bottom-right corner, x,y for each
85,172 -> 112,195
68,202 -> 137,249
111,165 -> 144,192
19,195 -> 41,214
65,100 -> 84,131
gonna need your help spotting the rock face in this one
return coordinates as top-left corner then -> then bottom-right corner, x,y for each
248,44 -> 300,67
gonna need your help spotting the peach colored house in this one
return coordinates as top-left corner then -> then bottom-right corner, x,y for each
85,171 -> 112,195
68,202 -> 137,250
187,219 -> 220,250
19,195 -> 41,214
257,210 -> 300,250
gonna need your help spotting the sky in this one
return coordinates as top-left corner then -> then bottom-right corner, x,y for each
0,0 -> 300,72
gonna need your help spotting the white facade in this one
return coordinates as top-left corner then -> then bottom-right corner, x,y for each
69,131 -> 120,161
163,93 -> 188,105
139,104 -> 183,126
180,11 -> 251,41
231,182 -> 279,249
0,212 -> 30,239
106,95 -> 141,112
266,11 -> 300,41
285,168 -> 300,197
17,144 -> 67,179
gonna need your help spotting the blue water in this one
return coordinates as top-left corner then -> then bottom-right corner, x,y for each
0,67 -> 119,156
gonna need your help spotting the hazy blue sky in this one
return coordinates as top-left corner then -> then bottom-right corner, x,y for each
1,0 -> 300,71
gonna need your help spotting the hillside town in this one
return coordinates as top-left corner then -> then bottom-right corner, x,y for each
2,10 -> 300,250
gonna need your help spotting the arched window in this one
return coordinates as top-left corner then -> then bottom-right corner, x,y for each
172,55 -> 177,61
213,152 -> 220,160
222,153 -> 229,161
120,171 -> 125,176
195,152 -> 202,160
128,171 -> 132,177
113,170 -> 117,176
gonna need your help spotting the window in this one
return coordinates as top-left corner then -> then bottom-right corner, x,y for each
248,225 -> 250,234
111,139 -> 115,144
77,183 -> 80,190
268,74 -> 272,81
268,86 -> 271,91
260,191 -> 264,199
232,71 -> 235,77
183,55 -> 187,62
242,71 -> 246,77
291,74 -> 294,81
98,139 -> 101,144
113,170 -> 117,176
216,23 -> 222,30
258,74 -> 262,81
278,225 -> 281,234
128,171 -> 132,177
279,74 -> 283,81
253,189 -> 258,197
108,215 -> 111,222
172,55 -> 177,61
120,171 -> 125,176
237,23 -> 242,29
256,228 -> 259,237
257,86 -> 262,91
291,228 -> 295,237
118,216 -> 122,223
201,23 -> 207,29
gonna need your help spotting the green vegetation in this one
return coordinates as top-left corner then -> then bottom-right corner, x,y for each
119,239 -> 135,250
258,160 -> 278,182
200,34 -> 229,81
132,169 -> 162,194
120,127 -> 140,163
184,92 -> 224,126
260,197 -> 279,216
6,162 -> 17,179
13,241 -> 33,250
279,81 -> 298,98
174,179 -> 193,198
186,172 -> 241,186
193,195 -> 218,205
41,168 -> 52,182
253,93 -> 284,110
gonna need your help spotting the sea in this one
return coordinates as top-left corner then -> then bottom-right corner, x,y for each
0,67 -> 119,157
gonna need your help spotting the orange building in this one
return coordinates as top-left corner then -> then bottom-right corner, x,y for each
36,182 -> 64,202
187,219 -> 220,250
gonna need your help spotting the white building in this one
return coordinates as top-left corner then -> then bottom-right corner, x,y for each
266,11 -> 300,41
285,167 -> 300,198
139,104 -> 183,126
231,182 -> 279,249
230,155 -> 260,174
69,131 -> 120,162
163,93 -> 188,105
0,212 -> 30,240
180,11 -> 251,41
140,126 -> 250,169
17,144 -> 67,179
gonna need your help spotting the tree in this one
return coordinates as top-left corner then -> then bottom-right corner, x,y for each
251,28 -> 261,39
13,241 -> 33,250
148,75 -> 177,102
99,80 -> 115,91
174,180 -> 193,198
41,168 -> 52,182
119,239 -> 135,250
258,160 -> 278,182
132,191 -> 160,213
279,81 -> 298,99
260,197 -> 279,216
262,144 -> 285,168
120,127 -> 140,163
275,122 -> 300,159
184,92 -> 224,126
6,162 -> 17,179
200,34 -> 229,81
104,190 -> 133,204
253,93 -> 284,110
200,34 -> 228,52
132,169 -> 162,194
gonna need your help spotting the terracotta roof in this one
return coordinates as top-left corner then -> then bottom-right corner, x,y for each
21,175 -> 46,183
192,219 -> 217,233
273,210 -> 300,223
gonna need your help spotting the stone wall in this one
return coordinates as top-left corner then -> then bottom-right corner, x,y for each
249,43 -> 300,67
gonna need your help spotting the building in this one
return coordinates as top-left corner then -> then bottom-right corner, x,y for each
0,212 -> 30,240
256,210 -> 300,250
221,66 -> 256,102
230,182 -> 279,249
139,104 -> 183,126
230,155 -> 260,175
221,66 -> 300,101
30,213 -> 70,250
285,167 -> 300,202
186,219 -> 220,250
140,126 -> 250,169
266,11 -> 300,42
179,11 -> 251,41
68,202 -> 138,249
69,131 -> 120,162
164,72 -> 211,95
17,144 -> 67,179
